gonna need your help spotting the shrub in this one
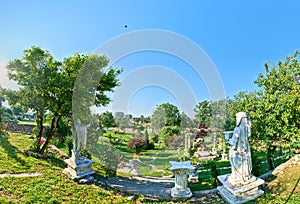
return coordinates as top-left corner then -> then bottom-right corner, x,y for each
54,118 -> 71,142
150,133 -> 159,143
64,136 -> 73,156
166,135 -> 184,149
126,137 -> 147,155
144,142 -> 155,150
91,143 -> 123,177
160,126 -> 180,145
80,149 -> 92,159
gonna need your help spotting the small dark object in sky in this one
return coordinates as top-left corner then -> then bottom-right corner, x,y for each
124,25 -> 128,28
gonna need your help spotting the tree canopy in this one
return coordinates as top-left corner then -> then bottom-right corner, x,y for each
151,103 -> 181,134
99,111 -> 116,130
4,46 -> 122,153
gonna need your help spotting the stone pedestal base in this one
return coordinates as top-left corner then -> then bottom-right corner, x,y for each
129,159 -> 142,176
63,156 -> 95,180
217,174 -> 264,204
171,187 -> 192,199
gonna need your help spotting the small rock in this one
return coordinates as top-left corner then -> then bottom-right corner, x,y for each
78,176 -> 94,184
189,197 -> 198,202
127,195 -> 137,201
78,179 -> 88,184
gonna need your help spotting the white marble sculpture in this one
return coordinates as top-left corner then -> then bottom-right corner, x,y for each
227,112 -> 254,187
63,119 -> 95,180
72,119 -> 90,161
217,112 -> 264,204
169,161 -> 195,199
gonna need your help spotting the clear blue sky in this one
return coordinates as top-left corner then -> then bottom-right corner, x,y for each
1,0 -> 300,117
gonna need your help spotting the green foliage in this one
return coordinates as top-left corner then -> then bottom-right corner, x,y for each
160,125 -> 180,145
5,46 -> 122,154
151,103 -> 181,134
80,149 -> 92,159
254,52 -> 300,155
223,52 -> 300,169
99,111 -> 116,130
143,130 -> 155,150
115,114 -> 132,131
64,135 -> 73,156
180,112 -> 196,129
91,143 -> 123,177
0,108 -> 5,135
194,100 -> 211,126
0,133 -> 133,203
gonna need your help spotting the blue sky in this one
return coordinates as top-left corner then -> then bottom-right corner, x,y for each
1,0 -> 300,117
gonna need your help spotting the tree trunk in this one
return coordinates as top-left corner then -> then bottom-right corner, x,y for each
267,145 -> 275,170
40,115 -> 62,154
36,114 -> 44,152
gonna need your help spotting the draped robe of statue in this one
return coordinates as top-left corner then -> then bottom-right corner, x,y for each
72,119 -> 90,161
227,112 -> 254,187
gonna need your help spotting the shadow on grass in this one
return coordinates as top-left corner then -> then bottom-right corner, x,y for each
46,156 -> 66,169
0,135 -> 28,168
285,175 -> 300,204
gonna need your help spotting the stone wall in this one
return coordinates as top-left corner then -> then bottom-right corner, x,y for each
4,121 -> 35,135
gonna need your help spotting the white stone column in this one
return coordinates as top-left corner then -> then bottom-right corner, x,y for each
169,161 -> 195,199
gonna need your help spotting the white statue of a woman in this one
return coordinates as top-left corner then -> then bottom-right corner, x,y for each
72,119 -> 90,161
227,112 -> 254,187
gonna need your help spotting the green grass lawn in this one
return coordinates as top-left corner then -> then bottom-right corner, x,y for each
103,131 -> 179,177
1,132 -> 299,203
17,120 -> 51,127
0,133 -> 142,203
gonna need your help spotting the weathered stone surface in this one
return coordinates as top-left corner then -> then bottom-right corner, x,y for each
169,161 -> 195,199
63,156 -> 95,180
218,174 -> 264,195
5,121 -> 35,134
218,174 -> 264,203
218,186 -> 264,204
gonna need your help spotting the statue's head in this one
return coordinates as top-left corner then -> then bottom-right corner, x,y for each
236,112 -> 251,127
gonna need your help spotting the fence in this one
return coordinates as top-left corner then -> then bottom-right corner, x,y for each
196,153 -> 292,189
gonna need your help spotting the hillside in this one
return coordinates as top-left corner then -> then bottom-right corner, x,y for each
0,133 -> 140,203
259,154 -> 300,204
0,132 -> 299,203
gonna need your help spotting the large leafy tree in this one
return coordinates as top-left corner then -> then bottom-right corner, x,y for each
253,52 -> 300,169
194,100 -> 211,127
6,47 -> 56,151
151,103 -> 181,134
224,91 -> 261,131
99,111 -> 116,130
5,46 -> 122,153
180,112 -> 196,129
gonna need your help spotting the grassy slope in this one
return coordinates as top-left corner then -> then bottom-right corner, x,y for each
258,162 -> 300,204
0,133 -> 139,204
105,132 -> 178,177
1,132 -> 299,203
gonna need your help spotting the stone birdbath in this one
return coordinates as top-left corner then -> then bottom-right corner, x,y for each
169,161 -> 195,199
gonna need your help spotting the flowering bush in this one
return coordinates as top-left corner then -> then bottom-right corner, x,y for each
166,135 -> 184,149
126,137 -> 147,155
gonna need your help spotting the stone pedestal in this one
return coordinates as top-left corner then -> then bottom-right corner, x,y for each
63,156 -> 95,180
130,159 -> 142,176
217,174 -> 264,204
170,161 -> 195,199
